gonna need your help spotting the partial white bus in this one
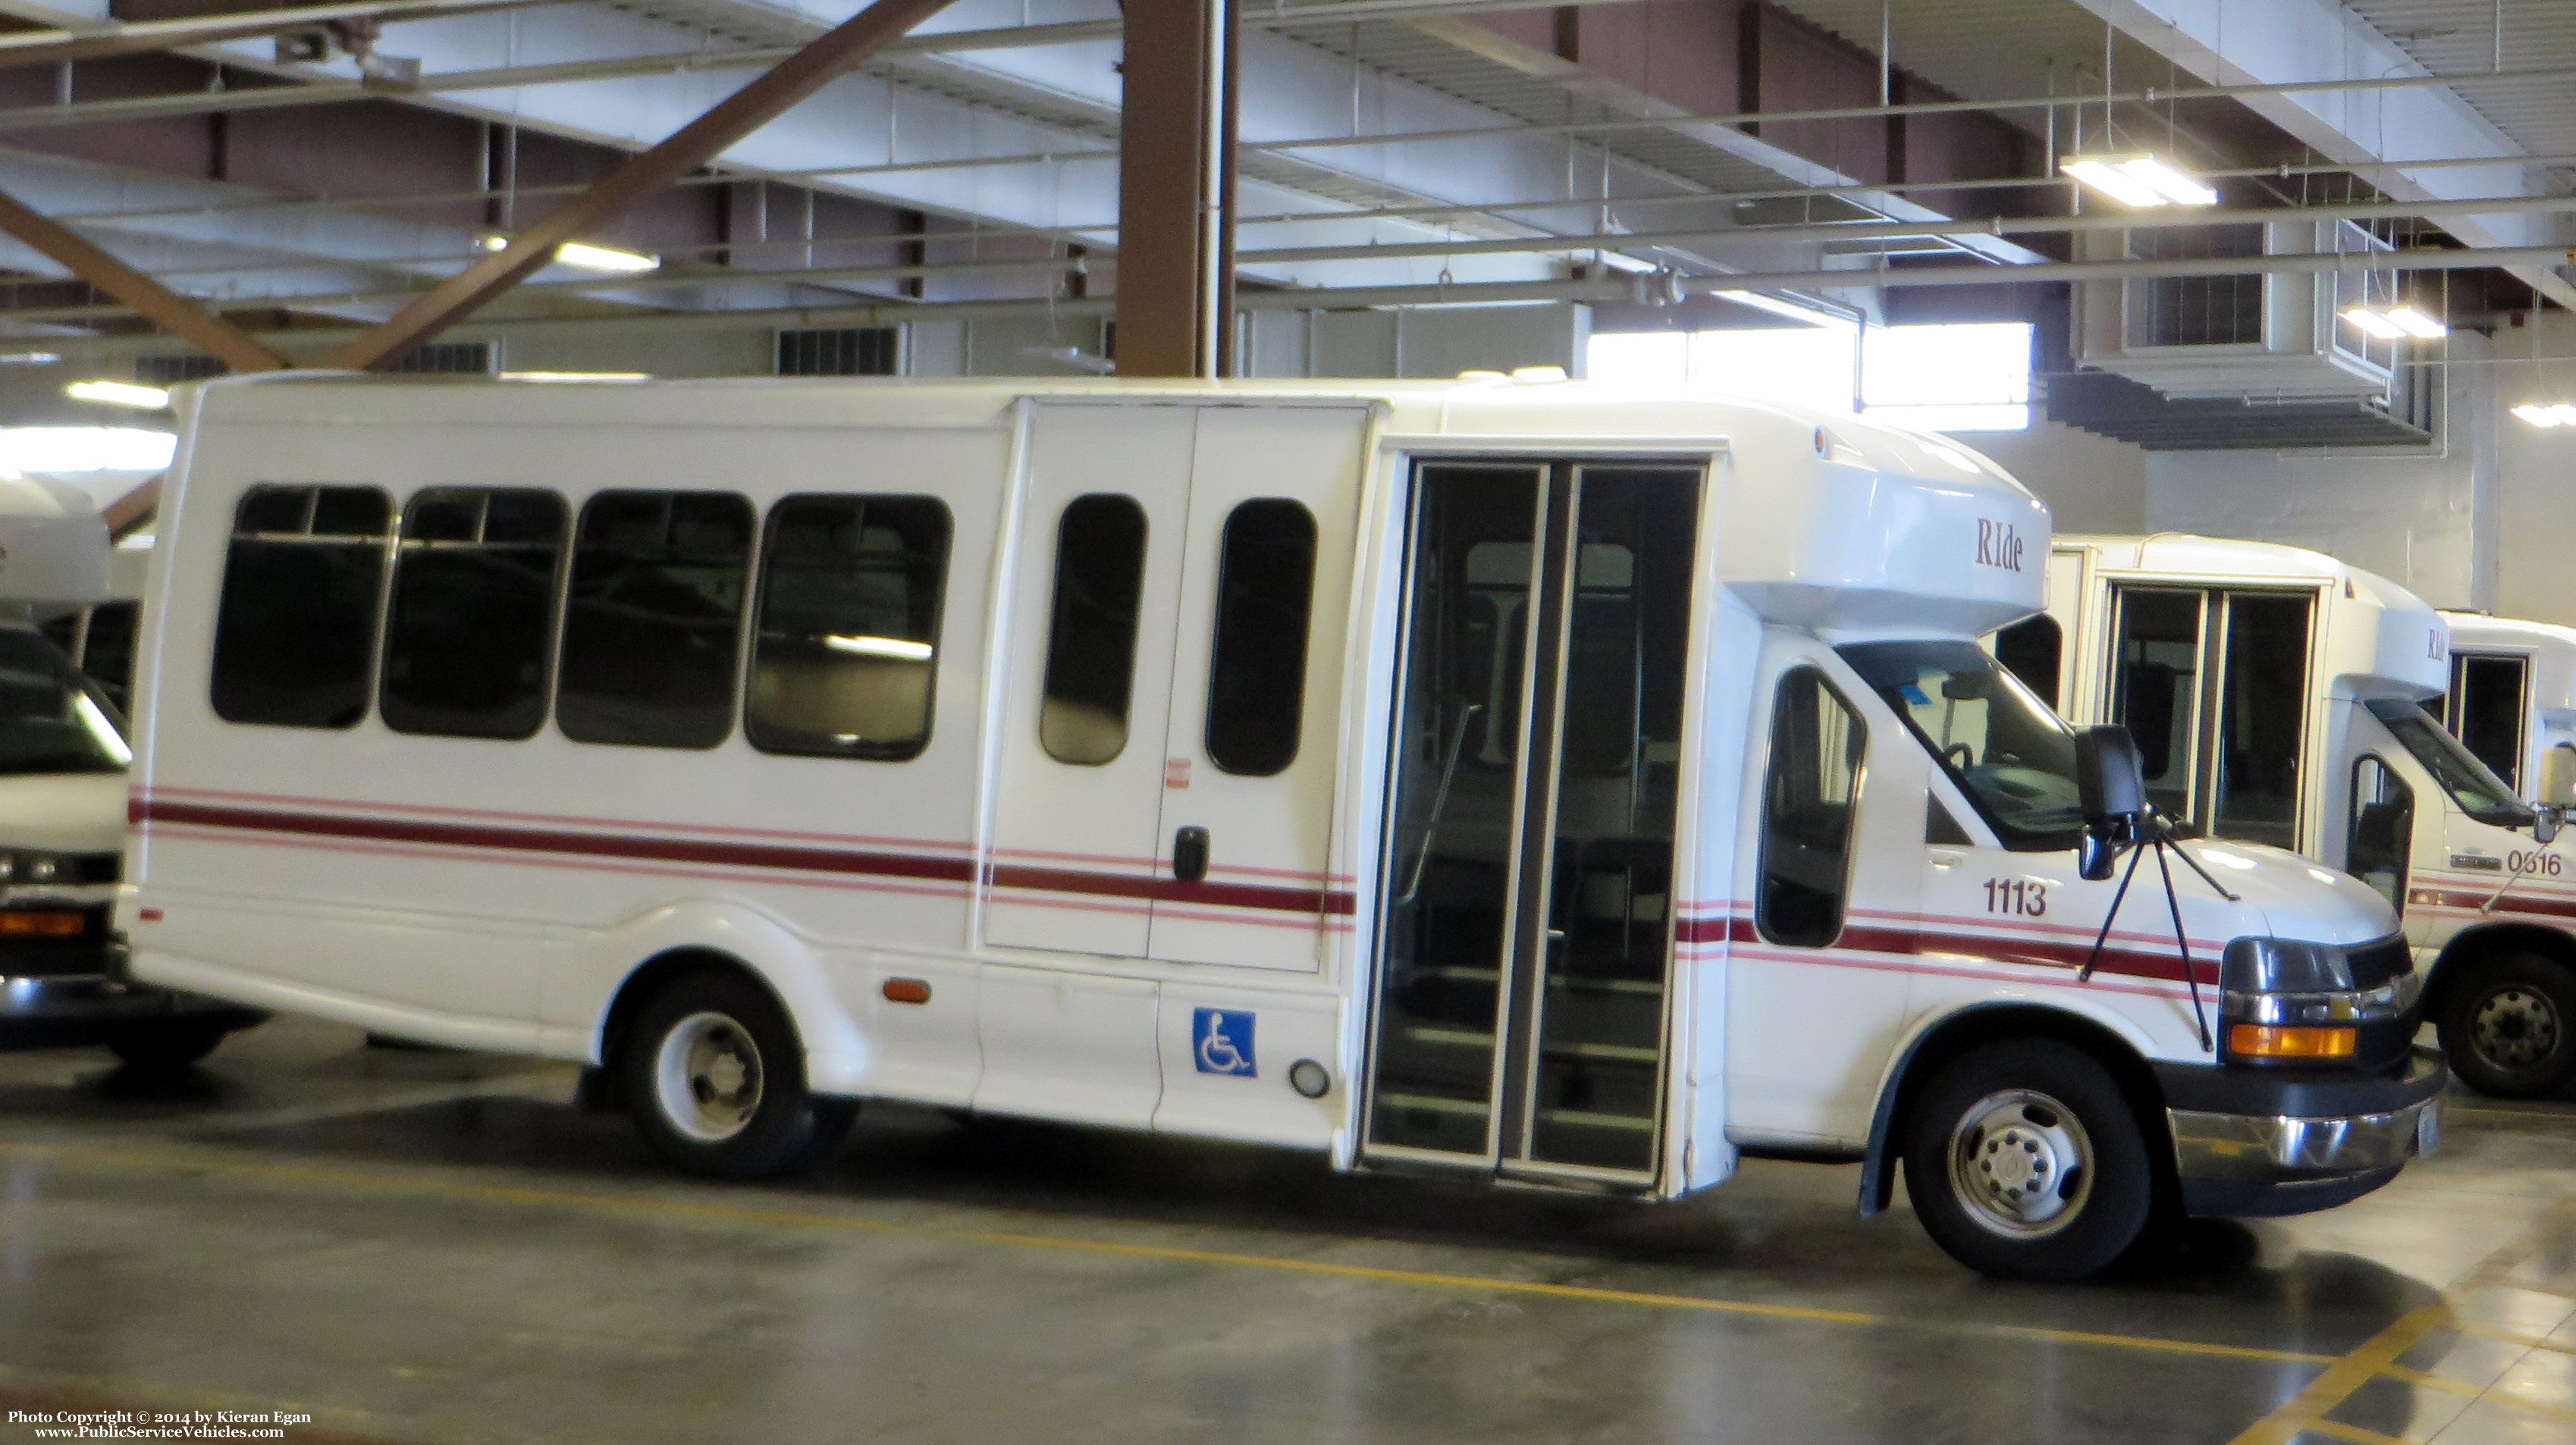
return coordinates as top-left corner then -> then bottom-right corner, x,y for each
1996,537 -> 2576,1097
124,376 -> 2440,1280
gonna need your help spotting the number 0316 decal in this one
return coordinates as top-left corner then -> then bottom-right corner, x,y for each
1983,877 -> 2047,917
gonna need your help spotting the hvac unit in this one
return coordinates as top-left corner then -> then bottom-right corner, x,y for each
2071,220 -> 2400,402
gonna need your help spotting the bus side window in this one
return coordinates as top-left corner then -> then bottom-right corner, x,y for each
1991,614 -> 2062,710
2448,654 -> 2530,792
1037,494 -> 1147,766
1203,498 -> 1316,776
210,484 -> 394,729
1758,666 -> 1866,948
557,491 -> 754,750
746,494 -> 951,761
381,488 -> 568,740
2347,755 -> 2412,913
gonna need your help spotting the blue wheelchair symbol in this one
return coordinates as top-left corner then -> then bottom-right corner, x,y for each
1193,1008 -> 1256,1077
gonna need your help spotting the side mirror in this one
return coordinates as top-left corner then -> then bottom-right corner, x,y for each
2073,725 -> 2148,882
2537,809 -> 2562,848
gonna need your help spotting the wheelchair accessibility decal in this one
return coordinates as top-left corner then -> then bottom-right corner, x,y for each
1194,1008 -> 1257,1077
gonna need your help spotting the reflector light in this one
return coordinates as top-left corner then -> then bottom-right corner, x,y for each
2227,1023 -> 2357,1060
881,978 -> 931,1005
0,912 -> 83,936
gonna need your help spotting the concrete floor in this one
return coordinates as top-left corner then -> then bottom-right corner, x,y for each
0,1020 -> 2569,1444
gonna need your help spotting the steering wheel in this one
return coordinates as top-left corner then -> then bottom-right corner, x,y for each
1943,742 -> 1975,771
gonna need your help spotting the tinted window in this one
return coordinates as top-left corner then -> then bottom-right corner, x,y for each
1757,666 -> 1865,947
0,630 -> 126,775
210,484 -> 391,728
1842,639 -> 2084,851
2347,755 -> 2411,913
2448,654 -> 2529,791
2210,592 -> 2311,850
2112,588 -> 2201,826
1204,499 -> 1316,776
1992,614 -> 2063,709
80,600 -> 138,713
381,488 -> 567,739
1039,494 -> 1147,765
747,494 -> 949,760
557,491 -> 753,749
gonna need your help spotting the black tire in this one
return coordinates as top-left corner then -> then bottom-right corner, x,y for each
107,1021 -> 230,1073
617,968 -> 854,1180
2436,951 -> 2576,1098
1901,1039 -> 2156,1283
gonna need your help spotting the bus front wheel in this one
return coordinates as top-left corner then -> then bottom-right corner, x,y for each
2437,951 -> 2576,1098
1900,1039 -> 2154,1283
617,969 -> 855,1180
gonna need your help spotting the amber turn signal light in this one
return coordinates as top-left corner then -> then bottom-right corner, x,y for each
2227,1023 -> 2356,1060
0,911 -> 83,937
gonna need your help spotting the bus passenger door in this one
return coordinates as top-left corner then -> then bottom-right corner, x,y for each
1360,459 -> 1705,1184
977,403 -> 1191,1127
1147,406 -> 1369,971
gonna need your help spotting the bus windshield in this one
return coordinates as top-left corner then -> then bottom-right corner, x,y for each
1839,639 -> 2085,851
0,629 -> 128,776
2366,697 -> 2532,828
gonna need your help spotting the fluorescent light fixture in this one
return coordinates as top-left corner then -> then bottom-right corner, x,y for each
498,371 -> 650,383
2560,405 -> 2576,426
0,350 -> 61,365
2060,154 -> 2218,208
65,379 -> 169,409
823,635 -> 933,660
1714,289 -> 1855,328
2340,306 -> 2408,340
2381,305 -> 2448,339
0,427 -> 175,472
1586,251 -> 1659,276
553,240 -> 659,274
2513,404 -> 2565,427
2115,155 -> 2220,205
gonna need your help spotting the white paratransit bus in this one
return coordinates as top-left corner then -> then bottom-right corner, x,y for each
1993,536 -> 2576,1099
121,375 -> 2443,1280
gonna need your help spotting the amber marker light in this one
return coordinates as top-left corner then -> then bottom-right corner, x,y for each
0,912 -> 83,936
2228,1023 -> 2357,1060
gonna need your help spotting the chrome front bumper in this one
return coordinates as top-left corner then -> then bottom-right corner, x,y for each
2168,1093 -> 2442,1181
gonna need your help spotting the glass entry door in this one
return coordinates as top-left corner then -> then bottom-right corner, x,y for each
1361,459 -> 1702,1182
2109,585 -> 2315,850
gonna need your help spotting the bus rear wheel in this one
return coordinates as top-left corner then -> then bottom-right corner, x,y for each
2438,952 -> 2576,1098
617,970 -> 854,1180
1901,1039 -> 2154,1283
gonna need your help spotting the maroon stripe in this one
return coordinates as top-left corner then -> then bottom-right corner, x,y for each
1698,913 -> 2214,986
135,798 -> 1354,917
2413,886 -> 2576,921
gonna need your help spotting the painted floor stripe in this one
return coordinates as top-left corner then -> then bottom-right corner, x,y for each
2223,1306 -> 2452,1445
0,1138 -> 2337,1368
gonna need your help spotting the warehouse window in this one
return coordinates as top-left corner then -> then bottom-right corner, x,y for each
557,491 -> 754,749
392,342 -> 497,375
381,488 -> 567,739
211,484 -> 393,728
1038,494 -> 1148,766
746,495 -> 949,760
1204,499 -> 1316,776
777,328 -> 900,377
135,354 -> 227,384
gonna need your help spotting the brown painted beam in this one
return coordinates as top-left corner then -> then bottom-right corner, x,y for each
104,477 -> 162,541
1114,0 -> 1234,378
0,192 -> 291,373
330,0 -> 962,371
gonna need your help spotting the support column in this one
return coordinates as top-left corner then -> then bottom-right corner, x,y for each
1115,0 -> 1235,378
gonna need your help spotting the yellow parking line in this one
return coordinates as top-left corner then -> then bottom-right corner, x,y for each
2299,1421 -> 2404,1445
2225,1306 -> 2451,1445
0,1138 -> 2336,1366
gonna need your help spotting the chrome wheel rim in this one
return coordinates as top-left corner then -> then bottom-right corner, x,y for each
1947,1089 -> 2094,1239
655,1011 -> 764,1143
2471,986 -> 2561,1072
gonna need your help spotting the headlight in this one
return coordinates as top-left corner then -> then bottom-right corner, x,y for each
2220,936 -> 2418,1061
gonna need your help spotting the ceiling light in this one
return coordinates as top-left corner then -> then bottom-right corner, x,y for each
498,371 -> 651,383
2339,307 -> 2408,340
2381,305 -> 2448,339
552,241 -> 659,274
2060,155 -> 2216,208
65,380 -> 169,409
1713,288 -> 1856,328
2515,403 -> 2576,428
823,635 -> 933,660
478,234 -> 510,252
